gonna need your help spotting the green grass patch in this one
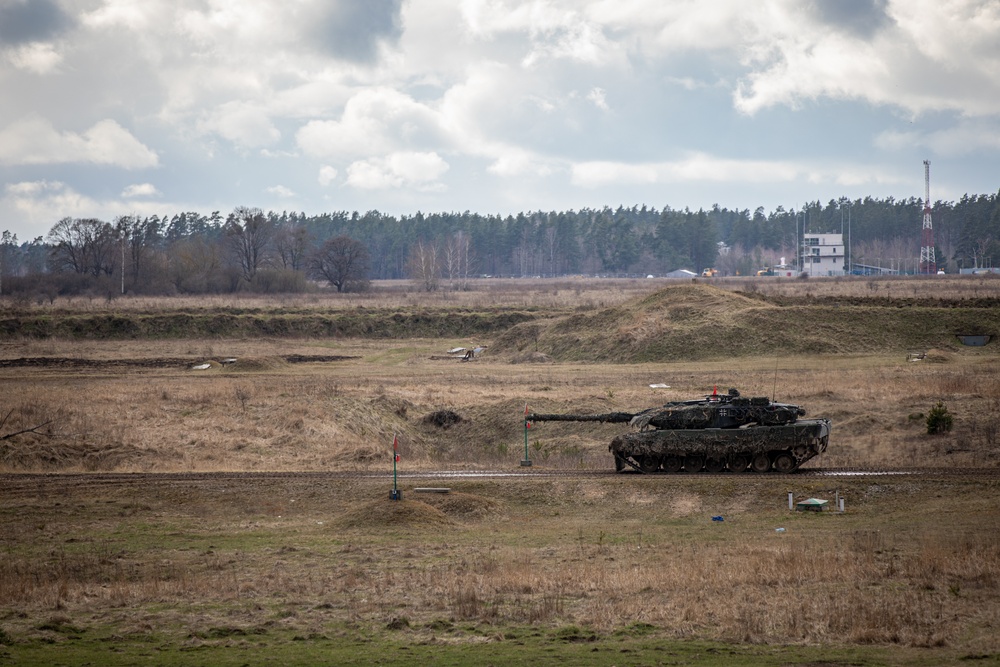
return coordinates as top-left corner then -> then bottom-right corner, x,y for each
2,624 -> 989,666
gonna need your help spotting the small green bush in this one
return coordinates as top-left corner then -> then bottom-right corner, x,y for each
926,401 -> 953,434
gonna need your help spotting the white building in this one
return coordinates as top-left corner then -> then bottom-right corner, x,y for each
801,233 -> 845,276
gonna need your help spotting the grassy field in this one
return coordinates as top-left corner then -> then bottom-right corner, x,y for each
1,472 -> 998,665
1,275 -> 999,664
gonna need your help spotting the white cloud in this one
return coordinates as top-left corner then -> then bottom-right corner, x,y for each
570,153 -> 908,191
200,102 -> 281,148
6,42 -> 63,74
725,0 -> 1000,116
318,165 -> 338,186
0,116 -> 158,168
121,183 -> 160,198
876,120 -> 1000,157
265,185 -> 296,198
587,87 -> 608,111
461,0 -> 578,37
346,151 -> 449,190
487,149 -> 556,178
4,180 -> 99,225
82,0 -> 160,31
2,180 -> 193,236
0,0 -> 996,240
296,87 -> 446,160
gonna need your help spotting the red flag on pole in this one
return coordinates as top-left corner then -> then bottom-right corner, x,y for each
393,433 -> 399,462
524,403 -> 531,428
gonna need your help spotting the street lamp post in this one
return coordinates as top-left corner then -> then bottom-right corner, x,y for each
839,197 -> 852,275
795,212 -> 802,272
847,199 -> 852,275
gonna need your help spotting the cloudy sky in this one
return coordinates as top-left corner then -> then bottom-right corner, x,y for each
1,0 -> 998,240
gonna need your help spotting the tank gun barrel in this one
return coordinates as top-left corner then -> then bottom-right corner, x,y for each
526,412 -> 635,424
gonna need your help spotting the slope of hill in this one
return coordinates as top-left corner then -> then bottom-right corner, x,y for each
491,283 -> 1000,362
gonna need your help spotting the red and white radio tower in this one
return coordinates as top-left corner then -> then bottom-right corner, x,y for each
919,159 -> 936,274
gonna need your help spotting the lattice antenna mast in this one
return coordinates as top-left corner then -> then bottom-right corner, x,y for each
919,160 -> 936,274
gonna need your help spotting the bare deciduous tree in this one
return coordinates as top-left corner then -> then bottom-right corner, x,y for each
275,222 -> 313,271
170,236 -> 224,293
407,241 -> 440,292
225,206 -> 273,283
443,230 -> 473,290
47,217 -> 117,277
308,235 -> 371,292
115,215 -> 161,290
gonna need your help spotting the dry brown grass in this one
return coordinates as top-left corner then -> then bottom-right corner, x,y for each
724,272 -> 1000,301
1,277 -> 659,314
3,279 -> 999,658
1,475 -> 997,651
9,273 -> 997,316
1,335 -> 999,471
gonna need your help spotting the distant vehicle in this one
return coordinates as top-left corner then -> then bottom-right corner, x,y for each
937,269 -> 945,275
756,267 -> 776,276
701,268 -> 718,277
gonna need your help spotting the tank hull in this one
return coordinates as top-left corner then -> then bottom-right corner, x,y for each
609,418 -> 831,473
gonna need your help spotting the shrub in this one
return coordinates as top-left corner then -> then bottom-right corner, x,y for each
926,401 -> 953,434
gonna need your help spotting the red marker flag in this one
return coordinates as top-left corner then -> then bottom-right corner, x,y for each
393,434 -> 400,462
524,403 -> 531,428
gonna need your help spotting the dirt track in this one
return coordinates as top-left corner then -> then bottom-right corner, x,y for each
2,466 -> 995,500
0,354 -> 358,368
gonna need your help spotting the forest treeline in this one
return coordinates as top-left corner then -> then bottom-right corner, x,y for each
1,191 -> 998,298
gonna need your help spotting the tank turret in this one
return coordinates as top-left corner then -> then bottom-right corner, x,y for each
627,388 -> 806,430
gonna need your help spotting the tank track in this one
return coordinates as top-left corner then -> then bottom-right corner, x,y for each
610,418 -> 831,474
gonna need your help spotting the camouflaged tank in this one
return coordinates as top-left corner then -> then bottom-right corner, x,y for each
526,388 -> 830,473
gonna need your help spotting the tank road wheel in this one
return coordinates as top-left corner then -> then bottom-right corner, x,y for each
751,453 -> 771,473
639,455 -> 661,473
704,457 -> 726,473
728,454 -> 750,473
773,453 -> 796,474
684,455 -> 705,473
662,455 -> 683,473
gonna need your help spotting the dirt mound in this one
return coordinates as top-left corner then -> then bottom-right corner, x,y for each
490,283 -> 1000,363
283,354 -> 358,363
492,283 -> 776,362
336,498 -> 456,530
923,348 -> 952,363
0,441 -> 146,471
420,492 -> 503,520
224,356 -> 289,372
633,282 -> 764,312
422,410 -> 464,428
0,357 -> 197,369
510,351 -> 553,364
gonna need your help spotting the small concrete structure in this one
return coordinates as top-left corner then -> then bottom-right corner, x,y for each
795,498 -> 830,512
664,269 -> 698,279
957,335 -> 991,346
